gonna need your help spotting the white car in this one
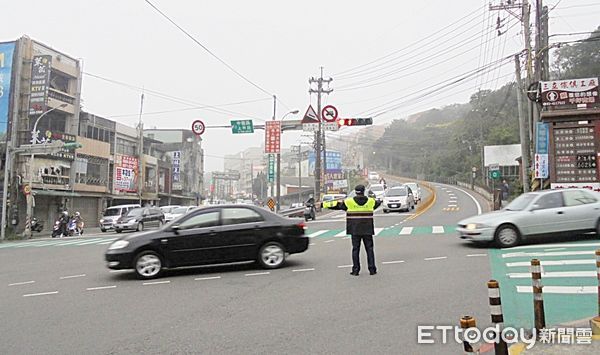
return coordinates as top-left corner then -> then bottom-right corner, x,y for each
164,206 -> 198,223
160,205 -> 181,214
457,188 -> 600,248
368,171 -> 380,181
404,182 -> 422,204
369,184 -> 386,202
383,186 -> 415,213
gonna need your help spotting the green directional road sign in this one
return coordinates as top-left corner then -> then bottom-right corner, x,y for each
267,154 -> 275,182
489,170 -> 501,180
231,120 -> 254,134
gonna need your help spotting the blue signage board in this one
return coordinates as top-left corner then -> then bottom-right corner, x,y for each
0,42 -> 16,134
308,150 -> 342,175
536,122 -> 550,154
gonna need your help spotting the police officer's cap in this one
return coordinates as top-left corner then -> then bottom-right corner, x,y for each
354,184 -> 366,194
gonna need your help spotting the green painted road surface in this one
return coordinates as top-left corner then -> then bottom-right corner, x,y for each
490,240 -> 600,329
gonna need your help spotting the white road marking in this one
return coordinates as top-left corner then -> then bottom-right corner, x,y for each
334,231 -> 348,237
453,186 -> 482,215
382,260 -> 405,265
309,243 -> 316,246
467,253 -> 487,257
195,276 -> 221,281
424,256 -> 447,261
343,236 -> 350,239
432,226 -> 444,234
292,268 -> 315,272
504,242 -> 600,251
447,204 -> 458,207
544,247 -> 567,251
60,274 -> 86,280
245,272 -> 270,276
8,281 -> 35,286
23,291 -> 58,297
98,240 -> 116,245
516,285 -> 597,294
399,227 -> 413,235
71,239 -> 105,246
143,280 -> 171,285
374,228 -> 384,236
508,271 -> 597,279
502,251 -> 595,258
324,239 -> 335,243
109,269 -> 130,273
86,285 -> 117,291
337,265 -> 353,268
307,230 -> 328,238
506,259 -> 596,267
53,240 -> 88,246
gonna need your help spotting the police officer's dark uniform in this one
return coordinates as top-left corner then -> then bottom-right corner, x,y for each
323,184 -> 381,276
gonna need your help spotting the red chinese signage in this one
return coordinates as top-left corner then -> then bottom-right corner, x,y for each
114,154 -> 139,193
541,78 -> 599,107
265,121 -> 281,154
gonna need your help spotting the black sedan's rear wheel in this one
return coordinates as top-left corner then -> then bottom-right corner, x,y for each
258,242 -> 286,269
134,250 -> 163,279
494,224 -> 520,248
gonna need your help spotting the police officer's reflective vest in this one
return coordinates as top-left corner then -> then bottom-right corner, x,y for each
344,197 -> 376,216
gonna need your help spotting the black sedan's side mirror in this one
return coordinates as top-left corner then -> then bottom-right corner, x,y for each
171,225 -> 181,234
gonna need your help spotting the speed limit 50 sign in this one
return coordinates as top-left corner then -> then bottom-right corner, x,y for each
191,120 -> 206,136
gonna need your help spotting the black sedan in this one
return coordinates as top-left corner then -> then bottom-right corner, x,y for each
105,205 -> 309,279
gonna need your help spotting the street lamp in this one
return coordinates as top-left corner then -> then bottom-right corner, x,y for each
25,103 -> 68,238
275,109 -> 299,212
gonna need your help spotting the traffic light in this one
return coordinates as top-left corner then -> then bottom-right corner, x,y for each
337,118 -> 373,126
62,142 -> 82,150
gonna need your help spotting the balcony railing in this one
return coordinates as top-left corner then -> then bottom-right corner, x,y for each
48,88 -> 75,105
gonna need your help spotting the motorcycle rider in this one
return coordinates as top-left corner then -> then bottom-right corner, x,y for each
73,212 -> 84,235
58,210 -> 70,237
304,194 -> 316,221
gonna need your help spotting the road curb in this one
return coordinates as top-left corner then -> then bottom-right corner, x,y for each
406,182 -> 436,222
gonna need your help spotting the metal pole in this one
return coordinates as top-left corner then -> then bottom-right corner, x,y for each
530,259 -> 546,331
488,280 -> 509,355
137,93 -> 144,206
1,38 -> 23,241
596,250 -> 600,317
276,151 -> 281,212
515,55 -> 531,193
298,145 -> 302,205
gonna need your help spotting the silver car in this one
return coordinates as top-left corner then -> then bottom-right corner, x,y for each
457,189 -> 600,248
383,186 -> 415,213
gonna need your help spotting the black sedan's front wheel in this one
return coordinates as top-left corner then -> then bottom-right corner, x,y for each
134,250 -> 163,279
258,242 -> 286,269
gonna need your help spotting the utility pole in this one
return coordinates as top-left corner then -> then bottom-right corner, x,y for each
491,0 -> 534,190
271,95 -> 276,201
137,93 -> 144,206
515,54 -> 531,192
309,68 -> 332,199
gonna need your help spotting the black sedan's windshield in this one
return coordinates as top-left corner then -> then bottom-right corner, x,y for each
127,208 -> 143,217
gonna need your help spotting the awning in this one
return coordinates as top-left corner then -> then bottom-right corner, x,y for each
33,189 -> 81,197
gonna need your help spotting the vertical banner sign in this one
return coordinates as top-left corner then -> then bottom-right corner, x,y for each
114,154 -> 139,193
0,42 -> 16,134
267,154 -> 275,182
172,151 -> 182,190
535,122 -> 549,179
29,55 -> 52,116
264,121 -> 281,154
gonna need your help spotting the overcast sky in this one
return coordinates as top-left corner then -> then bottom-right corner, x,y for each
4,0 -> 599,172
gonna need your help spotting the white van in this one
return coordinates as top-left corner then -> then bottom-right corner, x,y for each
100,204 -> 141,232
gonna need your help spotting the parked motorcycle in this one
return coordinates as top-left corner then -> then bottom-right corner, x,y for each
31,218 -> 44,233
304,203 -> 316,221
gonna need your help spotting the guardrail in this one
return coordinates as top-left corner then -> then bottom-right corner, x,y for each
279,206 -> 305,218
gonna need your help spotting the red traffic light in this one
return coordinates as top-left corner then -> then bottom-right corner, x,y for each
336,118 -> 373,126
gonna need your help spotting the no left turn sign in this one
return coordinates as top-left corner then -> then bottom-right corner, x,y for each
192,120 -> 206,136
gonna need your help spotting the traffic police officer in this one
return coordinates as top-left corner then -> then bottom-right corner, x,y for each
323,184 -> 381,276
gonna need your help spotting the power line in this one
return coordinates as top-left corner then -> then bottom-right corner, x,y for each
143,0 -> 279,101
106,98 -> 271,119
332,4 -> 485,78
83,72 -> 269,121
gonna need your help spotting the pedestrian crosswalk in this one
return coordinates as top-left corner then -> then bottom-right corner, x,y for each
0,225 -> 460,250
0,237 -> 118,250
489,240 -> 600,329
306,225 -> 457,238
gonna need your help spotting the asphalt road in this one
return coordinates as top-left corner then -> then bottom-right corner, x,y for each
0,182 -> 496,354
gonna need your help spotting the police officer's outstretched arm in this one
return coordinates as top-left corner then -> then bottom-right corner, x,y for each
373,198 -> 382,210
323,200 -> 347,211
